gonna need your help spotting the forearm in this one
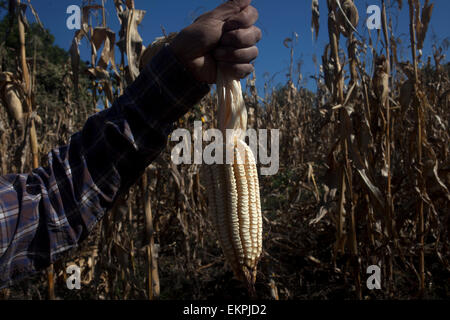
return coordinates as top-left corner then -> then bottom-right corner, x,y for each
0,45 -> 210,288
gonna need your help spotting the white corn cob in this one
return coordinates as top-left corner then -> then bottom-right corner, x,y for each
202,69 -> 262,289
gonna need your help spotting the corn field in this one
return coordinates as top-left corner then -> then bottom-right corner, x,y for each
0,0 -> 449,300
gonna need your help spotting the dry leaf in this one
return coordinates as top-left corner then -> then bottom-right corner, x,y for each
69,29 -> 86,93
117,8 -> 146,81
26,0 -> 43,28
336,0 -> 359,37
373,55 -> 389,107
92,27 -> 118,74
417,1 -> 434,50
283,37 -> 292,49
86,67 -> 110,80
311,0 -> 320,41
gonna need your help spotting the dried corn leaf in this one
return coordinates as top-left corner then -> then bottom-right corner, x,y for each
18,3 -> 28,28
117,8 -> 146,81
82,5 -> 103,33
336,0 -> 359,37
373,55 -> 389,107
92,27 -> 118,74
126,0 -> 135,9
417,1 -> 434,50
341,105 -> 385,214
26,0 -> 43,28
283,37 -> 292,49
102,80 -> 115,105
422,140 -> 450,200
399,79 -> 414,115
69,29 -> 86,93
310,206 -> 329,225
69,5 -> 104,92
311,0 -> 320,41
114,0 -> 125,11
86,67 -> 110,80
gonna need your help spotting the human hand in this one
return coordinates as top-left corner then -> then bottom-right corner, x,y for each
169,0 -> 261,84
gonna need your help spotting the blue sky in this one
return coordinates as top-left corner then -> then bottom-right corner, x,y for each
10,0 -> 450,93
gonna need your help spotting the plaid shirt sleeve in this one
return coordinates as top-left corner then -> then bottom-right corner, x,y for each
0,45 -> 210,289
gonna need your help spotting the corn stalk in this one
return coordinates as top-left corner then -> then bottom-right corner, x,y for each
142,171 -> 160,299
407,0 -> 424,296
16,0 -> 53,298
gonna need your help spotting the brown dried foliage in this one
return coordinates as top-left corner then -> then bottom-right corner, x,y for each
0,0 -> 448,300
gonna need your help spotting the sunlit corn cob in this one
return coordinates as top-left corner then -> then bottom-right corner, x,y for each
202,140 -> 262,285
202,70 -> 262,290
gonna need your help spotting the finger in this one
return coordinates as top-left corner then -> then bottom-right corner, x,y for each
223,5 -> 258,31
208,0 -> 252,21
214,46 -> 258,63
221,26 -> 262,48
219,61 -> 254,79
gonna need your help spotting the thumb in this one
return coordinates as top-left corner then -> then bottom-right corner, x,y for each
208,0 -> 252,21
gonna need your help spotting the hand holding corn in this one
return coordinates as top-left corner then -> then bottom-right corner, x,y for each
169,0 -> 261,84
